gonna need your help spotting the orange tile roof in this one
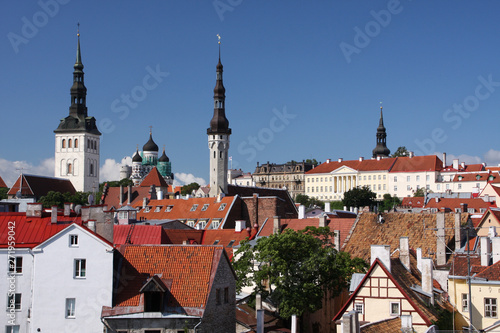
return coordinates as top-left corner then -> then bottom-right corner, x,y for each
113,225 -> 167,246
102,186 -> 151,210
390,155 -> 443,173
452,172 -> 500,183
424,198 -> 495,212
140,167 -> 169,188
360,317 -> 401,333
401,197 -> 425,208
0,176 -> 7,188
115,245 -> 226,311
163,229 -> 204,245
201,228 -> 257,258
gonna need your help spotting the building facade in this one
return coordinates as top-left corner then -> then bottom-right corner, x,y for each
54,31 -> 101,192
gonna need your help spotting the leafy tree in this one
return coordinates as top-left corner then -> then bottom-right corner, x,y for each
294,194 -> 324,209
233,227 -> 368,320
103,178 -> 134,188
181,182 -> 200,196
329,201 -> 344,210
40,191 -> 91,208
305,158 -> 319,166
379,193 -> 401,212
391,146 -> 410,157
0,187 -> 9,200
413,187 -> 425,197
342,186 -> 376,209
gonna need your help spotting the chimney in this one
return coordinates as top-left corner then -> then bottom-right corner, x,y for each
127,185 -> 132,204
326,159 -> 331,164
342,311 -> 359,333
481,237 -> 492,266
119,185 -> 124,206
461,162 -> 466,169
291,314 -> 297,333
453,159 -> 459,170
298,205 -> 305,219
409,151 -> 414,158
235,220 -> 246,232
436,212 -> 446,266
489,226 -> 497,238
142,197 -> 148,209
359,157 -> 364,162
334,230 -> 340,251
401,315 -> 413,333
377,156 -> 381,161
400,237 -> 410,271
442,152 -> 447,168
416,248 -> 423,272
319,215 -> 327,228
371,245 -> 391,272
87,220 -> 96,232
325,202 -> 331,213
149,185 -> 157,200
455,212 -> 462,250
338,158 -> 343,163
435,197 -> 439,203
492,237 -> 500,264
26,203 -> 43,217
421,258 -> 434,305
256,310 -> 264,333
51,206 -> 58,224
64,203 -> 71,217
273,216 -> 281,235
343,206 -> 347,211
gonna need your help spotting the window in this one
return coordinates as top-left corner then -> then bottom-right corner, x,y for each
227,240 -> 235,248
354,303 -> 363,314
216,288 -> 221,305
213,240 -> 220,245
368,176 -> 371,180
74,259 -> 86,278
485,298 -> 497,318
378,184 -> 381,191
68,139 -> 72,147
201,204 -> 209,211
462,294 -> 469,312
378,175 -> 381,180
198,220 -> 207,229
224,287 -> 229,304
7,293 -> 21,310
437,184 -> 441,190
383,184 -> 386,190
66,298 -> 76,318
390,302 -> 400,315
426,175 -> 430,181
8,257 -> 22,274
154,206 -> 162,212
74,139 -> 78,148
187,220 -> 195,228
144,206 -> 151,213
458,184 -> 462,190
446,184 -> 450,190
69,235 -> 78,247
383,175 -> 386,180
407,185 -> 411,191
218,203 -> 227,211
5,326 -> 19,333
394,186 -> 397,191
166,205 -> 173,212
62,139 -> 66,148
211,219 -> 221,229
190,204 -> 199,211
407,176 -> 410,182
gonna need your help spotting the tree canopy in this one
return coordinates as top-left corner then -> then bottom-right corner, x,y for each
39,191 -> 91,208
305,158 -> 319,166
294,194 -> 324,209
342,186 -> 376,209
391,146 -> 410,157
379,193 -> 401,212
181,182 -> 200,196
413,187 -> 426,197
233,227 -> 367,319
0,187 -> 9,200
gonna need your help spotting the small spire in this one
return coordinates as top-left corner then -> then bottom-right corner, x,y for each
149,125 -> 153,135
217,34 -> 221,61
379,102 -> 384,127
74,22 -> 83,71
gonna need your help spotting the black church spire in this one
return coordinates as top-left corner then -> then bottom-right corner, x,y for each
372,105 -> 390,158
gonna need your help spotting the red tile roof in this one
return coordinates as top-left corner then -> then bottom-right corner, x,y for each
401,197 -> 425,208
201,228 -> 257,257
0,213 -> 82,248
424,197 -> 495,212
114,245 -> 227,312
140,167 -> 169,188
452,172 -> 500,183
163,229 -> 204,245
102,186 -> 151,210
7,174 -> 76,198
0,176 -> 7,188
390,155 -> 443,173
357,158 -> 397,171
113,225 -> 167,246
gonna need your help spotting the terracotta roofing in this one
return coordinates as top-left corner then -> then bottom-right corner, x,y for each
357,158 -> 397,171
424,197 -> 495,212
360,317 -> 401,333
401,197 -> 425,208
236,303 -> 283,331
102,186 -> 151,210
140,167 -> 168,188
7,174 -> 76,198
202,228 -> 257,258
0,176 -> 7,188
450,254 -> 481,277
0,213 -> 82,248
452,172 -> 500,183
114,245 -> 227,312
342,212 -> 469,263
113,225 -> 167,246
486,166 -> 500,172
390,155 -> 443,173
442,163 -> 485,173
306,160 -> 361,175
135,196 -> 237,225
163,229 -> 204,245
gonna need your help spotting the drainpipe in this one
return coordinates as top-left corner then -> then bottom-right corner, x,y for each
194,318 -> 202,332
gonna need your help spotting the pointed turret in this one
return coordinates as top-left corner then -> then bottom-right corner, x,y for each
207,44 -> 231,135
372,105 -> 390,158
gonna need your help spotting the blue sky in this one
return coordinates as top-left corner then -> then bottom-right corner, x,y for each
2,1 -> 500,187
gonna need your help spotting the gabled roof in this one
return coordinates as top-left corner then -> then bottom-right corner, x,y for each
342,212 -> 469,263
33,222 -> 114,250
452,172 -> 500,183
102,186 -> 151,210
401,197 -> 425,208
390,155 -> 443,173
163,229 -> 204,245
113,245 -> 231,314
7,174 -> 76,198
113,225 -> 167,246
140,167 -> 169,188
475,208 -> 500,231
424,197 -> 495,212
306,160 -> 361,175
0,176 -> 7,188
0,212 -> 82,248
442,163 -> 485,173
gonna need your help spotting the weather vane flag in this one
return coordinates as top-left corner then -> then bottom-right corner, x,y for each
217,34 -> 221,45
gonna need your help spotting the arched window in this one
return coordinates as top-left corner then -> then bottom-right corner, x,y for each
90,163 -> 94,176
87,139 -> 90,150
68,139 -> 72,148
213,151 -> 216,159
67,163 -> 72,175
62,139 -> 66,148
74,139 -> 78,148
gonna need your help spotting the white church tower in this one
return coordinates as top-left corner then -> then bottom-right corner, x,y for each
54,28 -> 100,192
208,39 -> 231,197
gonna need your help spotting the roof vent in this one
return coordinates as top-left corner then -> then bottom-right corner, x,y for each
338,158 -> 343,163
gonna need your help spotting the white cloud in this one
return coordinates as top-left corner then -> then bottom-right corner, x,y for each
174,173 -> 207,187
435,150 -> 500,168
484,149 -> 500,167
99,157 -> 132,182
0,158 -> 54,187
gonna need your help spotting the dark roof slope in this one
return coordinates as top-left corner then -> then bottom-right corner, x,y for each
7,174 -> 76,198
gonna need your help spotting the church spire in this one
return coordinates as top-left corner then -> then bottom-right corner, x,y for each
372,104 -> 391,158
69,23 -> 87,119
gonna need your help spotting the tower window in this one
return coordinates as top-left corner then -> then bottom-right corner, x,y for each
74,139 -> 78,148
68,139 -> 72,147
62,139 -> 66,148
220,151 -> 223,158
67,163 -> 73,175
87,139 -> 90,150
90,163 -> 94,176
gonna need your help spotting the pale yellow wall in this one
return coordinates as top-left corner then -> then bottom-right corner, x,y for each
477,212 -> 500,237
357,171 -> 389,199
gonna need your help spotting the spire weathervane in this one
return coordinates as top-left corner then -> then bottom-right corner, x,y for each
77,22 -> 80,37
149,125 -> 153,134
217,34 -> 221,45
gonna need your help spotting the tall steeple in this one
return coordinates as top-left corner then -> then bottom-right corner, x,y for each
208,35 -> 231,197
54,25 -> 101,192
372,104 -> 391,158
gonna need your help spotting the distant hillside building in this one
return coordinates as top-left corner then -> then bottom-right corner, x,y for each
252,161 -> 314,199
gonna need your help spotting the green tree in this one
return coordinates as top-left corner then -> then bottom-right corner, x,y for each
181,182 -> 200,196
391,146 -> 410,157
233,227 -> 368,319
305,158 -> 319,166
413,187 -> 425,197
379,193 -> 401,212
342,186 -> 376,209
0,187 -> 9,200
294,194 -> 324,209
40,191 -> 91,208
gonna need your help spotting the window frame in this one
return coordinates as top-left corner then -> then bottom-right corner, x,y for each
485,298 -> 497,318
218,203 -> 227,211
66,298 -> 76,318
390,302 -> 400,316
7,293 -> 21,311
354,303 -> 363,314
69,234 -> 78,247
8,256 -> 22,274
462,293 -> 469,312
74,259 -> 86,278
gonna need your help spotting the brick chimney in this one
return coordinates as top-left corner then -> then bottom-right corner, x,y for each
371,245 -> 391,272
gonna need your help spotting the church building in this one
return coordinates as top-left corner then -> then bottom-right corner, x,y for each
54,29 -> 101,192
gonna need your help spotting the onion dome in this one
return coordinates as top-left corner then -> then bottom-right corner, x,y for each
143,132 -> 159,152
132,148 -> 142,162
159,148 -> 169,162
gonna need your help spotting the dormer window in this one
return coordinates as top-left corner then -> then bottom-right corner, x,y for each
190,204 -> 199,212
201,204 -> 209,211
458,175 -> 463,181
165,205 -> 173,212
218,203 -> 227,211
154,206 -> 162,212
476,175 -> 481,180
140,276 -> 168,313
144,207 -> 151,213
